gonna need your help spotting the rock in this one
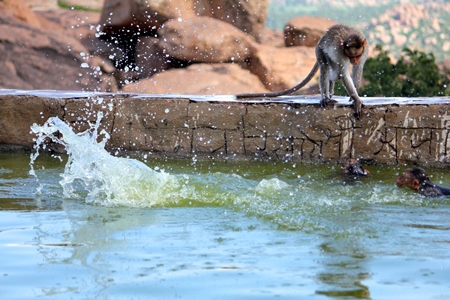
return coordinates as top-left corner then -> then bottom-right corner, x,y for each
257,28 -> 285,48
121,63 -> 270,95
244,44 -> 317,92
99,0 -> 267,39
198,0 -> 268,40
0,0 -> 62,31
135,36 -> 173,78
99,0 -> 199,36
21,0 -> 58,10
61,0 -> 105,11
284,16 -> 336,47
157,16 -> 255,64
0,6 -> 114,91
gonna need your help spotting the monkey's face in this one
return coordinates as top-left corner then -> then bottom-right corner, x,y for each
342,37 -> 367,65
396,168 -> 420,190
343,159 -> 369,176
344,47 -> 364,65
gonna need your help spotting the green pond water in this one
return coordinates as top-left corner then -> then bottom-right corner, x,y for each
0,117 -> 449,299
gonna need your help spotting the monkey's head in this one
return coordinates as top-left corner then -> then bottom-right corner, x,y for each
343,158 -> 369,176
342,34 -> 367,65
396,168 -> 430,191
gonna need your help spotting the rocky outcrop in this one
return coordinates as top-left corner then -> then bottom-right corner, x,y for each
364,2 -> 450,61
121,63 -> 270,95
157,16 -> 256,63
2,91 -> 450,168
245,45 -> 317,91
2,0 -> 333,95
284,16 -> 336,47
99,0 -> 267,40
0,0 -> 117,91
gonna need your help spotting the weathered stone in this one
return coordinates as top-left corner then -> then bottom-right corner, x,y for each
22,0 -> 58,10
226,129 -> 245,156
192,128 -> 226,154
397,128 -> 432,165
256,28 -> 285,48
244,44 -> 317,91
121,63 -> 269,95
1,0 -> 61,30
188,102 -> 245,130
2,91 -> 450,167
157,16 -> 255,63
64,96 -> 116,135
0,10 -> 112,91
138,128 -> 191,154
110,97 -> 189,151
0,95 -> 64,150
284,16 -> 336,47
135,36 -> 172,78
244,136 -> 266,157
431,129 -> 449,164
99,0 -> 267,39
199,0 -> 268,40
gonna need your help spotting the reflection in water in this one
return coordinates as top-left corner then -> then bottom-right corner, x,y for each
316,239 -> 371,299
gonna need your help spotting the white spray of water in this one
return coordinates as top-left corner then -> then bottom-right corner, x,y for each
30,113 -> 181,207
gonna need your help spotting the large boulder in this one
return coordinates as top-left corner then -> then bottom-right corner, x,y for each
284,16 -> 336,47
135,36 -> 173,78
197,0 -> 268,40
121,63 -> 270,95
0,3 -> 115,91
244,44 -> 317,92
21,0 -> 58,10
0,0 -> 62,30
99,0 -> 267,39
157,16 -> 255,63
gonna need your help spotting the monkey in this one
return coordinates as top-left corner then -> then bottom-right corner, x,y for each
236,24 -> 368,119
396,168 -> 450,197
343,158 -> 369,176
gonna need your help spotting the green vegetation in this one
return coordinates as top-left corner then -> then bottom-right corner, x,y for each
335,45 -> 450,97
57,0 -> 101,12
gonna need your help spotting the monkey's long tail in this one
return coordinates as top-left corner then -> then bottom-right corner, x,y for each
236,61 -> 319,99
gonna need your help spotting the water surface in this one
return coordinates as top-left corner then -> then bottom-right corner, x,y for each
0,117 -> 449,299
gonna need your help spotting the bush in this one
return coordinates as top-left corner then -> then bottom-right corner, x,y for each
334,45 -> 450,97
360,45 -> 450,97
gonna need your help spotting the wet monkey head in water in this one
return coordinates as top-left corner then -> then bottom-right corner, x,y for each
236,24 -> 368,119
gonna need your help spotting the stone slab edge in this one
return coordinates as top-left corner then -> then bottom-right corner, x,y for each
1,89 -> 450,167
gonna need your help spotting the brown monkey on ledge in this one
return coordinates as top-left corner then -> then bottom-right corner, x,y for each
396,168 -> 450,197
236,24 -> 369,119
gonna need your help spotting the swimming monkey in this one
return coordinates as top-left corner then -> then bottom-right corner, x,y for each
396,168 -> 450,197
236,24 -> 369,119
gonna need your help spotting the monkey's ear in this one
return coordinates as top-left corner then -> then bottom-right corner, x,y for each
362,39 -> 367,47
412,179 -> 420,190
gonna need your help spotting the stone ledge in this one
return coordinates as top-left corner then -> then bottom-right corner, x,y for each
1,89 -> 450,167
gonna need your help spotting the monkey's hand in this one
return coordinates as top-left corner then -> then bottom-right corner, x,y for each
320,97 -> 337,107
349,96 -> 363,119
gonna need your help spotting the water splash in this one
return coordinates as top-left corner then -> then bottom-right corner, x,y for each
30,113 -> 181,207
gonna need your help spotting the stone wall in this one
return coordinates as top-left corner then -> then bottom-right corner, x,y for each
1,90 -> 450,167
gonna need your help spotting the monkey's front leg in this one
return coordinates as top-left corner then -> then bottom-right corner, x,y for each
350,95 -> 363,119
